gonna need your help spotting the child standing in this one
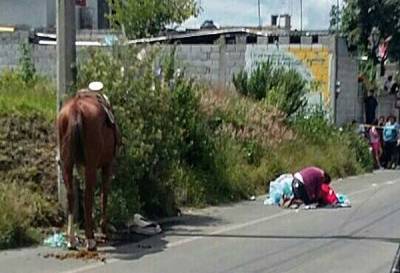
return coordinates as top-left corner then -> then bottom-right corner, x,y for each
369,122 -> 383,169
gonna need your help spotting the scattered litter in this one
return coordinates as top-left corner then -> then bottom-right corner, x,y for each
43,250 -> 106,262
43,233 -> 67,249
303,204 -> 318,210
129,214 -> 162,235
336,194 -> 351,207
264,174 -> 294,206
249,195 -> 256,201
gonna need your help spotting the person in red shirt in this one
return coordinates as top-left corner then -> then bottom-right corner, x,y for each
292,166 -> 331,205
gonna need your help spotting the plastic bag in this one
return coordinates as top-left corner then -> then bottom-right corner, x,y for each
264,174 -> 294,206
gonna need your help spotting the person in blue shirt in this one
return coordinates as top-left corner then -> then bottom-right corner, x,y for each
383,115 -> 399,168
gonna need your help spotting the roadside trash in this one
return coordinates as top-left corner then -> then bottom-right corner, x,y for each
43,250 -> 106,262
303,204 -> 318,210
129,214 -> 162,235
336,194 -> 351,208
104,35 -> 118,46
249,195 -> 256,201
43,233 -> 67,249
264,174 -> 294,206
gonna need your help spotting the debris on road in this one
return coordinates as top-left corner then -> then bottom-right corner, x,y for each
43,233 -> 67,249
128,214 -> 162,235
43,250 -> 106,262
264,174 -> 294,206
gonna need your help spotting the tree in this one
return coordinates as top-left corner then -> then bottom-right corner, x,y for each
341,0 -> 400,61
107,0 -> 199,39
329,4 -> 341,33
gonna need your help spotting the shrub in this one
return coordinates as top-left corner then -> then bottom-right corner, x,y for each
76,45 -> 373,223
18,43 -> 37,84
0,70 -> 55,120
77,46 -> 223,218
0,183 -> 61,249
290,108 -> 374,174
233,61 -> 307,117
233,62 -> 275,100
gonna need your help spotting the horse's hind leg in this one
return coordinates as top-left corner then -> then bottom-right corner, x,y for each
100,164 -> 112,238
84,168 -> 97,251
63,163 -> 78,249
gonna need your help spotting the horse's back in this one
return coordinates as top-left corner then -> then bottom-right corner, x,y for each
58,94 -> 116,169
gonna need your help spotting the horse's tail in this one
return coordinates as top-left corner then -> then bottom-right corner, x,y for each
67,104 -> 85,165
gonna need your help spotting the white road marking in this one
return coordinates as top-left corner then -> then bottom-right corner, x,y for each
167,210 -> 292,248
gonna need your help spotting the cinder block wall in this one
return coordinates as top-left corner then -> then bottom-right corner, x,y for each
335,38 -> 362,126
0,32 -> 29,71
0,31 -> 368,125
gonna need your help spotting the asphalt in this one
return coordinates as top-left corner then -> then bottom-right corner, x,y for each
1,170 -> 400,273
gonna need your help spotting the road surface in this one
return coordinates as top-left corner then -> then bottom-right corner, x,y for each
1,170 -> 400,273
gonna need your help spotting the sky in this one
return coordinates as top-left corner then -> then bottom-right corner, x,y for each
182,0 -> 344,30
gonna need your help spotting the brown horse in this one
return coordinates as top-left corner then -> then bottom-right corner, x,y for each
57,91 -> 118,250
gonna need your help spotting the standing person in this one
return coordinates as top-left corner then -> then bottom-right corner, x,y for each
384,75 -> 394,93
364,90 -> 378,125
377,116 -> 386,157
383,115 -> 399,169
369,120 -> 383,169
291,166 -> 331,205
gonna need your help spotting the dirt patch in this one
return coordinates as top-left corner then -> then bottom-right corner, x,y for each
43,250 -> 106,262
0,113 -> 57,195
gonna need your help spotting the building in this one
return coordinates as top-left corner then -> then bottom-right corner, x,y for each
0,0 -> 110,31
0,13 -> 365,125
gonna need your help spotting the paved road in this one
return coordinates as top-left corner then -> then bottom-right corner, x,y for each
1,171 -> 400,273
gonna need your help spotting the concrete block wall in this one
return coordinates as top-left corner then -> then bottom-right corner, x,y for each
0,32 -> 29,71
335,57 -> 361,125
173,44 -> 245,88
376,94 -> 398,118
224,44 -> 246,89
175,45 -> 221,85
33,45 -> 56,79
0,31 -> 367,123
334,37 -> 362,125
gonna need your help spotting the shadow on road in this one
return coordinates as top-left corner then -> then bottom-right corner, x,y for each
99,214 -> 223,261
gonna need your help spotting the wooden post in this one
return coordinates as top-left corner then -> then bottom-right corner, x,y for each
56,0 -> 76,206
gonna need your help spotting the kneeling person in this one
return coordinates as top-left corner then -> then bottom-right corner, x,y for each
292,166 -> 331,205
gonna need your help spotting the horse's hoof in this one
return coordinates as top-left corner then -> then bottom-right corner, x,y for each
67,242 -> 78,251
85,239 -> 97,251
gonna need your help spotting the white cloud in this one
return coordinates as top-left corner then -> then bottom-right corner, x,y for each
183,0 -> 344,30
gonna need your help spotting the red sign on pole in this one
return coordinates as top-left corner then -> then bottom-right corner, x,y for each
76,0 -> 86,6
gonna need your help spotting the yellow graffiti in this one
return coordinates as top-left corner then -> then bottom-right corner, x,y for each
288,47 -> 331,105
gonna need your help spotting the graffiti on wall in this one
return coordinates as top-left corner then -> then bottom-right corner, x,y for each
245,45 -> 332,106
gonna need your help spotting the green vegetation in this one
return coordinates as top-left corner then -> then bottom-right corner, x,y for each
0,183 -> 61,250
0,42 -> 55,120
341,0 -> 400,61
233,61 -> 307,117
0,70 -> 55,120
0,44 -> 60,249
107,0 -> 198,39
0,44 -> 373,249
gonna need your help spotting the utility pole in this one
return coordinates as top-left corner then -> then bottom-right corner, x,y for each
334,0 -> 340,124
300,0 -> 303,32
258,0 -> 262,29
336,0 -> 340,33
56,0 -> 76,204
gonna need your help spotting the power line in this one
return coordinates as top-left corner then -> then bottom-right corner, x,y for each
258,0 -> 262,28
300,0 -> 303,32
